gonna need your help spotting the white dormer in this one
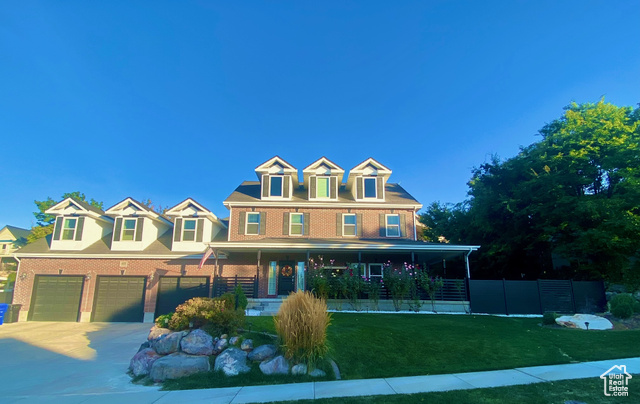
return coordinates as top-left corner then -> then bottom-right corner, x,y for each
255,156 -> 298,200
346,158 -> 392,202
46,198 -> 113,251
105,198 -> 172,251
302,157 -> 344,200
165,198 -> 226,252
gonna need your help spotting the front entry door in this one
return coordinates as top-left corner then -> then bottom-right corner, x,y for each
278,261 -> 296,295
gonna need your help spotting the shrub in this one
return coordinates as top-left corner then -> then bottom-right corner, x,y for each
366,278 -> 382,310
203,308 -> 246,336
274,291 -> 331,369
383,263 -> 412,311
344,271 -> 366,311
542,312 -> 559,325
309,268 -> 329,300
155,312 -> 173,328
168,297 -> 226,330
234,285 -> 249,310
219,292 -> 236,310
610,293 -> 635,319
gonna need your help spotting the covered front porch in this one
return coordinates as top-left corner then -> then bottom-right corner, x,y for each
205,239 -> 479,302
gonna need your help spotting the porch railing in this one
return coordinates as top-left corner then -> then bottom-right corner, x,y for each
213,275 -> 258,298
377,278 -> 468,302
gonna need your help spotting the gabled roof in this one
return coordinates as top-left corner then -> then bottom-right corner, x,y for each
254,156 -> 299,183
165,198 -> 226,228
349,157 -> 392,175
0,225 -> 30,241
105,197 -> 172,225
302,157 -> 345,184
44,198 -> 112,222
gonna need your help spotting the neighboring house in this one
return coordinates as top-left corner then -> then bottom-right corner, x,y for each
0,225 -> 29,271
14,157 -> 479,323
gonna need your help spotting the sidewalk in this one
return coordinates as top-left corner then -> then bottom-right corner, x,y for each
7,357 -> 640,404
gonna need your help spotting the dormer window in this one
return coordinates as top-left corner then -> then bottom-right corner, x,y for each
270,176 -> 283,197
121,219 -> 137,241
182,219 -> 197,241
316,177 -> 330,198
364,178 -> 377,198
62,218 -> 78,240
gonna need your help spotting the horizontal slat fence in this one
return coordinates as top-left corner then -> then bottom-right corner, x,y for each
213,275 -> 258,298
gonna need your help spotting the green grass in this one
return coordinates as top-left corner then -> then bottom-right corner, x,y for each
271,377 -> 639,404
162,314 -> 640,390
249,313 -> 640,380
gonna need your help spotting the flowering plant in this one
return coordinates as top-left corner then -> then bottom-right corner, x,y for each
382,261 -> 412,311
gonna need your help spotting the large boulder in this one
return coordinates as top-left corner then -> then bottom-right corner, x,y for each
148,326 -> 172,341
181,329 -> 214,356
240,339 -> 253,351
214,338 -> 229,354
154,331 -> 186,355
556,314 -> 613,330
214,347 -> 251,376
247,344 -> 276,361
129,348 -> 162,377
259,355 -> 289,375
149,353 -> 210,381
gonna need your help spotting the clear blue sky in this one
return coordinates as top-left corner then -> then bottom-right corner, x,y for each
1,1 -> 639,229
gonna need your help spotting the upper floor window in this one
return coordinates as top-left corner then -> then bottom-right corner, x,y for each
246,212 -> 261,235
386,214 -> 400,237
62,218 -> 78,240
290,213 -> 304,236
317,177 -> 330,198
364,177 -> 377,198
182,219 -> 197,241
343,214 -> 356,236
270,176 -> 283,197
121,219 -> 137,241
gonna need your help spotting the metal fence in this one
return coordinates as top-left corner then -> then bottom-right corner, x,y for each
212,275 -> 258,298
469,279 -> 606,315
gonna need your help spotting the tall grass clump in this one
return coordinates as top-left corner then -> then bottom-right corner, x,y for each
274,291 -> 331,369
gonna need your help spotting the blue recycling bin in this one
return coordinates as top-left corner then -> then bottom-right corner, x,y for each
0,303 -> 8,325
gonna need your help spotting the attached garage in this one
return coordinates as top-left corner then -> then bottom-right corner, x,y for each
155,276 -> 209,316
92,276 -> 146,322
28,275 -> 84,322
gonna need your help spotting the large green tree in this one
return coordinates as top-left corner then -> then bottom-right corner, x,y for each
28,192 -> 104,243
420,100 -> 640,281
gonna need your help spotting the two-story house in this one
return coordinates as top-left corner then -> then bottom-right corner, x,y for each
13,157 -> 478,323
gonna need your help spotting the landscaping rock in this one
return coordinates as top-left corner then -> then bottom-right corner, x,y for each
259,355 -> 289,375
240,339 -> 253,351
154,331 -> 186,355
214,347 -> 251,376
149,352 -> 210,381
229,336 -> 240,346
129,348 -> 161,377
556,314 -> 613,330
137,341 -> 151,353
148,326 -> 171,341
221,334 -> 228,340
291,363 -> 308,376
180,329 -> 214,356
247,344 -> 276,361
214,338 -> 228,354
309,368 -> 326,377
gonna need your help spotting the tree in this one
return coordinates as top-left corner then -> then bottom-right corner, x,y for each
28,192 -> 104,243
420,99 -> 640,281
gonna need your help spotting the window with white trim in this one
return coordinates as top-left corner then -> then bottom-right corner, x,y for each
343,214 -> 356,236
316,177 -> 330,198
364,177 -> 377,198
368,263 -> 383,278
270,176 -> 283,197
290,213 -> 304,236
182,219 -> 197,241
246,213 -> 260,235
386,214 -> 400,237
121,218 -> 137,241
62,218 -> 77,240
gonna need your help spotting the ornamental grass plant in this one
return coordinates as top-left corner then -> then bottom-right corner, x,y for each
274,291 -> 332,369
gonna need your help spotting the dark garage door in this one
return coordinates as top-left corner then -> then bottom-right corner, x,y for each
92,276 -> 146,322
28,275 -> 84,322
156,276 -> 209,316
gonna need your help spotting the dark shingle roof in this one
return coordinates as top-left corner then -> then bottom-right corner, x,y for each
2,225 -> 30,240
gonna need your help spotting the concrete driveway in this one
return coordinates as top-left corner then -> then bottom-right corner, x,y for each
0,322 -> 158,402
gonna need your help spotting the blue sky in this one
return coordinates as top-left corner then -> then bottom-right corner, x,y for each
1,1 -> 639,229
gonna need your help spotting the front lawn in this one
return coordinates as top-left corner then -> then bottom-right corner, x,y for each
249,313 -> 640,380
163,313 -> 640,390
